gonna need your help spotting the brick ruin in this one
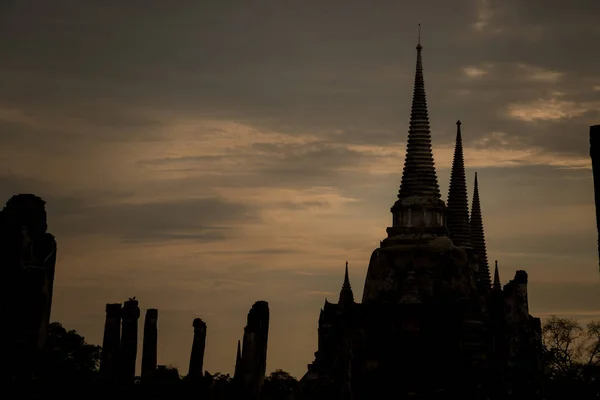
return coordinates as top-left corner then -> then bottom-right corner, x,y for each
0,194 -> 58,382
295,39 -> 543,400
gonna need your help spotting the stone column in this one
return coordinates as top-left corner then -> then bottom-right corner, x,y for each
100,303 -> 122,381
188,318 -> 207,380
240,301 -> 270,399
120,298 -> 140,381
141,308 -> 158,382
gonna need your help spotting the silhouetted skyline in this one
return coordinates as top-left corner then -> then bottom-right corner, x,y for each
1,1 -> 599,377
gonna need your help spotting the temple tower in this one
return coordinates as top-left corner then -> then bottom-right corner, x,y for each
188,318 -> 207,380
141,308 -> 158,382
384,34 -> 446,245
362,34 -> 472,305
100,303 -> 122,381
590,125 -> 600,271
120,297 -> 140,382
470,173 -> 491,289
446,120 -> 472,248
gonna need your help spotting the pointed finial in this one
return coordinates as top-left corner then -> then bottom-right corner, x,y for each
456,120 -> 461,126
417,24 -> 422,51
493,260 -> 501,291
343,262 -> 351,289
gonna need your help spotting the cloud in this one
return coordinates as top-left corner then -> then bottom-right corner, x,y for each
463,66 -> 489,78
507,97 -> 600,122
53,197 -> 260,243
516,64 -> 564,83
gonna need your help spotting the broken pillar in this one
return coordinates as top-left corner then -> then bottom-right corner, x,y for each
188,318 -> 207,380
239,301 -> 270,399
100,303 -> 122,381
120,297 -> 140,381
141,308 -> 158,382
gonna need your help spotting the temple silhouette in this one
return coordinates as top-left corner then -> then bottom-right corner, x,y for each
295,39 -> 543,399
8,38 -> 600,400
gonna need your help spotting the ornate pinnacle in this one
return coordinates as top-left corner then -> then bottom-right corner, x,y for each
493,260 -> 501,291
470,173 -> 491,288
397,35 -> 441,201
339,261 -> 354,304
446,120 -> 472,248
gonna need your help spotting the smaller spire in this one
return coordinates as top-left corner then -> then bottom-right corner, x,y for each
343,261 -> 351,289
417,23 -> 422,51
471,172 -> 492,289
446,120 -> 471,248
339,261 -> 354,305
493,260 -> 501,291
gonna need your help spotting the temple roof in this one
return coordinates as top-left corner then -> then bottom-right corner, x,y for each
397,35 -> 441,201
470,173 -> 491,288
446,121 -> 472,248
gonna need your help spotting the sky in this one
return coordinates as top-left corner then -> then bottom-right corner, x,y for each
1,0 -> 600,378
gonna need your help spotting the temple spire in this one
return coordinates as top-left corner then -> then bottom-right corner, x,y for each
397,30 -> 441,201
339,261 -> 354,305
446,120 -> 472,248
470,172 -> 491,288
493,260 -> 501,291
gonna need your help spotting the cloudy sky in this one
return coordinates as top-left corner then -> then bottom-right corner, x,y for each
1,0 -> 600,378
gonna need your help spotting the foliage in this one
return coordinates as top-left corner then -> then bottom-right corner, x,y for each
263,369 -> 299,400
541,315 -> 600,398
36,321 -> 101,383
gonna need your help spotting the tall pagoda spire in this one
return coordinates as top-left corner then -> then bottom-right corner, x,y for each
446,120 -> 472,248
470,172 -> 491,288
339,261 -> 354,305
397,26 -> 441,201
385,27 -> 447,244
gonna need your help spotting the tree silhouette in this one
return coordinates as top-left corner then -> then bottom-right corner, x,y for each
262,369 -> 298,400
541,315 -> 600,398
36,322 -> 101,383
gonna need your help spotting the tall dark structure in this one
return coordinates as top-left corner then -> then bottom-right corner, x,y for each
590,125 -> 600,271
141,308 -> 158,381
188,318 -> 207,380
100,303 -> 122,381
471,172 -> 491,289
236,301 -> 270,399
297,37 -> 542,400
446,120 -> 472,249
120,297 -> 140,381
0,194 -> 58,382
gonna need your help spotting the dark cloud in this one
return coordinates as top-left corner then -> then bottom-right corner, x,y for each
1,0 -> 597,159
51,197 -> 260,243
